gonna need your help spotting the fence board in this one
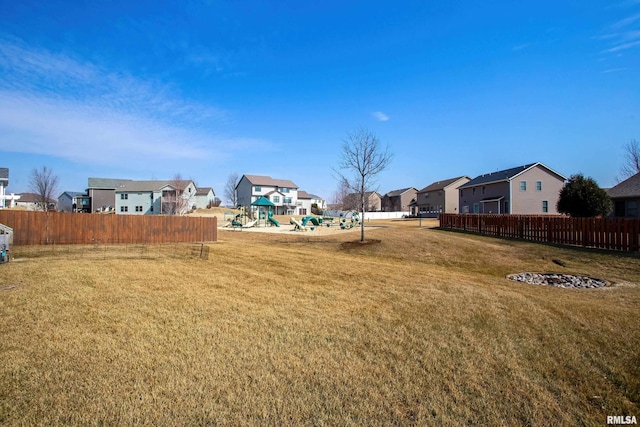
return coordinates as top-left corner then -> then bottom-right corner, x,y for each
0,211 -> 217,245
439,213 -> 640,252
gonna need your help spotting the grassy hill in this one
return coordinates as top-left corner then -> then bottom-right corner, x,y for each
1,221 -> 638,425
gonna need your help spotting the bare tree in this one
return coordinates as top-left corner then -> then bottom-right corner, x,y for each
29,166 -> 59,212
335,128 -> 392,241
331,176 -> 351,210
619,139 -> 640,181
162,173 -> 193,215
224,172 -> 240,207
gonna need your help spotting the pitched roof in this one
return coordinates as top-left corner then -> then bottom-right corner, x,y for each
297,190 -> 312,199
60,191 -> 87,198
458,162 -> 565,189
607,172 -> 640,198
87,178 -> 133,189
195,187 -> 214,196
418,176 -> 470,193
0,168 -> 8,181
115,180 -> 193,192
16,193 -> 56,203
241,175 -> 298,189
384,187 -> 417,197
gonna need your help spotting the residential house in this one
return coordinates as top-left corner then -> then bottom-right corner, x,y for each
297,191 -> 313,216
0,168 -> 7,208
381,187 -> 418,212
194,187 -> 217,209
87,178 -> 133,212
344,191 -> 382,212
458,162 -> 566,214
309,193 -> 326,213
58,191 -> 91,213
416,176 -> 471,217
115,180 -> 197,215
607,172 -> 640,218
15,193 -> 57,211
236,175 -> 302,215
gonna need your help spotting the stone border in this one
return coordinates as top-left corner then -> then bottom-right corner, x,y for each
507,272 -> 609,289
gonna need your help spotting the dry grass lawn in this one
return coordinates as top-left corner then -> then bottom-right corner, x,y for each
1,220 -> 639,425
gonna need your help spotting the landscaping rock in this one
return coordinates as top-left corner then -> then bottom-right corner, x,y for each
507,273 -> 608,289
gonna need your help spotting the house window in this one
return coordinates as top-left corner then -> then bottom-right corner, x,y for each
520,181 -> 527,191
472,188 -> 476,195
536,181 -> 542,191
473,203 -> 479,213
120,206 -> 128,212
135,206 -> 143,212
482,186 -> 486,195
254,186 -> 261,192
150,206 -> 154,212
283,197 -> 292,204
273,196 -> 280,203
628,201 -> 638,217
120,193 -> 128,200
542,201 -> 549,213
504,201 -> 509,213
281,188 -> 290,193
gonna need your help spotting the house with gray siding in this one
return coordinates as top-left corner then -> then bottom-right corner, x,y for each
58,191 -> 91,213
194,187 -> 217,209
458,163 -> 566,214
115,180 -> 197,215
0,168 -> 8,208
416,176 -> 471,217
87,178 -> 133,212
381,187 -> 418,212
608,172 -> 640,218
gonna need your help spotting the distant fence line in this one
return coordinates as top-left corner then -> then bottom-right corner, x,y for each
439,213 -> 640,252
0,210 -> 217,245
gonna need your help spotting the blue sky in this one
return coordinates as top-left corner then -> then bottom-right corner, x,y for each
1,1 -> 638,202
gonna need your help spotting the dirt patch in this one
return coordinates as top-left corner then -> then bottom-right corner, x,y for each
340,239 -> 382,250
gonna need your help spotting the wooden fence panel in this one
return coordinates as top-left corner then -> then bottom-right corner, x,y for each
0,211 -> 217,245
439,213 -> 640,252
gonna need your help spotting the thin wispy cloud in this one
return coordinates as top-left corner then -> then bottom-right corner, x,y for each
602,67 -> 628,73
611,13 -> 640,30
371,111 -> 389,122
0,35 -> 266,170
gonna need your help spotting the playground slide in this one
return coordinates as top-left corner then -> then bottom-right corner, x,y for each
268,216 -> 280,227
301,216 -> 322,227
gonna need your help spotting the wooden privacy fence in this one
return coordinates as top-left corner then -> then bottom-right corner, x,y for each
439,213 -> 640,252
0,210 -> 217,245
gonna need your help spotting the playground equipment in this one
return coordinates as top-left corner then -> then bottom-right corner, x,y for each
268,211 -> 280,227
290,217 -> 309,231
301,216 -> 322,227
0,223 -> 12,263
337,211 -> 361,230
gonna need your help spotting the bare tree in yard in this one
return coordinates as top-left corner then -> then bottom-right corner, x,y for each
163,173 -> 193,215
331,176 -> 351,210
618,139 -> 640,182
29,166 -> 59,212
224,172 -> 240,207
336,128 -> 392,242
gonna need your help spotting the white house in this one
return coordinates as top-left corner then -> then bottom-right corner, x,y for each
236,175 -> 300,215
114,180 -> 197,215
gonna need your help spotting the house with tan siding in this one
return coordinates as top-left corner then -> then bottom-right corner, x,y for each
416,176 -> 471,217
458,163 -> 566,214
608,172 -> 640,218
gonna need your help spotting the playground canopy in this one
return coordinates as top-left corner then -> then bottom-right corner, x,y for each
251,196 -> 275,226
